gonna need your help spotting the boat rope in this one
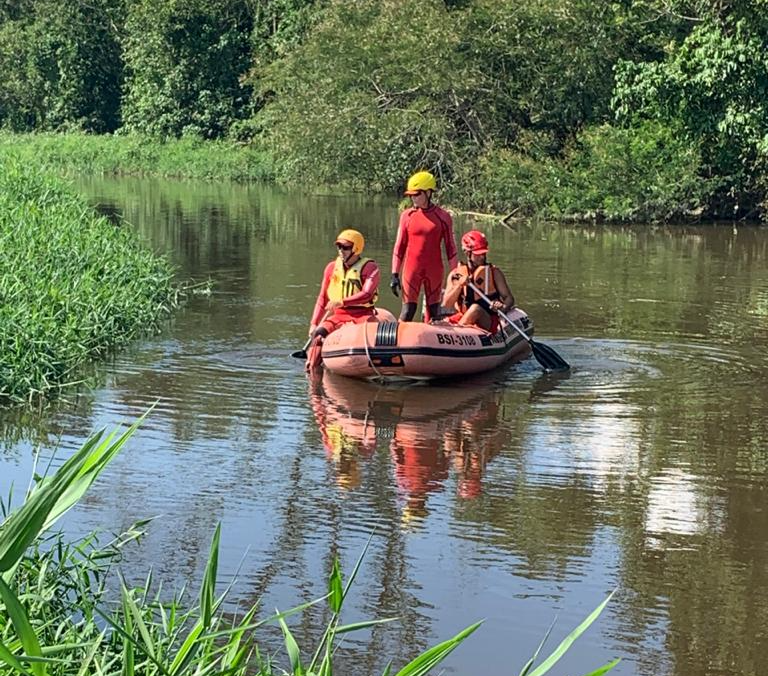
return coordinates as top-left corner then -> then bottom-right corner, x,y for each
363,316 -> 386,381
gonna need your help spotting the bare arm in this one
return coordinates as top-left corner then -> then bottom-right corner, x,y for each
490,267 -> 515,312
442,266 -> 467,310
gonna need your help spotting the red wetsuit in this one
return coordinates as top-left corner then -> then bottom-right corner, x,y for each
391,205 -> 458,307
310,258 -> 380,334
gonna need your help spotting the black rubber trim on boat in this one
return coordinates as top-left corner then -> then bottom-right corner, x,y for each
375,321 -> 399,347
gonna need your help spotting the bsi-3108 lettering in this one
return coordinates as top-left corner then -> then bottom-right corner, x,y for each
436,333 -> 477,346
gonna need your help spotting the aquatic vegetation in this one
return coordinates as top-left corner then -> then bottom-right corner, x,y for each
0,415 -> 619,676
0,132 -> 273,182
0,157 -> 181,405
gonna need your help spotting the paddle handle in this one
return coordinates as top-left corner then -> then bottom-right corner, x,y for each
466,281 -> 531,344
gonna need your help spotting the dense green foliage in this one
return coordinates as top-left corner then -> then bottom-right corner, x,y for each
0,131 -> 273,181
1,0 -> 767,220
0,158 -> 179,404
0,0 -> 123,132
121,0 -> 254,139
613,2 -> 768,218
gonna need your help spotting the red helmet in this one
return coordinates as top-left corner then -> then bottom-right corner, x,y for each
461,230 -> 489,255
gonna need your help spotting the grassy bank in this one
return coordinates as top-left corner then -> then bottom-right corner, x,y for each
0,157 -> 181,405
0,132 -> 273,182
0,129 -> 717,223
0,416 -> 619,676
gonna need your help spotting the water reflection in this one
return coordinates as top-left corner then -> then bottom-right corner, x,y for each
309,372 -> 518,526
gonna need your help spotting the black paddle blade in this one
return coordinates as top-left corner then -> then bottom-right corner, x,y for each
290,349 -> 308,359
531,339 -> 570,372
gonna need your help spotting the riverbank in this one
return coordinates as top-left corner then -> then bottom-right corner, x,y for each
0,132 -> 273,182
0,157 -> 181,405
0,129 -> 717,224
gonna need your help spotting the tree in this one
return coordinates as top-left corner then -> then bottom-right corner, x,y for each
0,0 -> 124,132
121,0 -> 253,139
613,2 -> 768,217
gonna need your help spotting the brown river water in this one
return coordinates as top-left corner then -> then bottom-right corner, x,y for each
2,176 -> 768,675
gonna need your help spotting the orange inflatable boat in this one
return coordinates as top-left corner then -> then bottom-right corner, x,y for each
320,308 -> 533,380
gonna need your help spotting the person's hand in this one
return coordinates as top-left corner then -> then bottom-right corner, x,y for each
390,273 -> 401,297
308,324 -> 317,337
490,300 -> 504,313
450,271 -> 469,286
325,300 -> 342,312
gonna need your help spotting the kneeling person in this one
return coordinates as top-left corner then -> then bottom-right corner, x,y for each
441,230 -> 514,334
306,229 -> 380,370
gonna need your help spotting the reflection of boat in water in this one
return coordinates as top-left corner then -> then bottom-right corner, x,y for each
308,372 -> 508,521
321,309 -> 534,381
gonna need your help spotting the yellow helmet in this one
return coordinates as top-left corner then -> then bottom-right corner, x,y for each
334,229 -> 364,255
405,171 -> 437,195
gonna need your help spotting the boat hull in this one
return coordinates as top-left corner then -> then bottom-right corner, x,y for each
321,309 -> 533,380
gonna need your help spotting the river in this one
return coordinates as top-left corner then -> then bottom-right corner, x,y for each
2,175 -> 768,676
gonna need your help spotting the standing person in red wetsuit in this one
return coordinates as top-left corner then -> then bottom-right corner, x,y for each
306,229 -> 380,370
442,230 -> 515,334
390,171 -> 458,321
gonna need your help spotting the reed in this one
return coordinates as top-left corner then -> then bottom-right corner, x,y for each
0,132 -> 273,183
0,157 -> 181,405
0,416 -> 619,675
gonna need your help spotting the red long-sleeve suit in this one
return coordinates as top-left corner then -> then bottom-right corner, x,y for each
391,205 -> 458,306
310,258 -> 380,333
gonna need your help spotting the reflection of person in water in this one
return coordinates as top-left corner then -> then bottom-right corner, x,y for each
390,418 -> 450,525
443,394 -> 505,500
307,372 -> 510,517
307,377 -> 376,490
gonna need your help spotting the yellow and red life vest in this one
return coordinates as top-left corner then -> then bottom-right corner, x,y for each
327,257 -> 378,307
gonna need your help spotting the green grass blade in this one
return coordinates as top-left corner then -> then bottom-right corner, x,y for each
121,583 -> 156,662
527,591 -> 616,676
222,606 -> 258,670
519,617 -> 556,676
0,576 -> 45,676
334,618 -> 398,634
579,657 -> 621,676
278,612 -> 304,676
342,530 -> 375,602
42,411 -> 151,531
393,621 -> 482,676
328,558 -> 342,614
202,596 -> 327,640
0,638 -> 32,675
122,586 -> 134,676
200,524 -> 220,628
76,631 -> 105,676
169,621 -> 204,675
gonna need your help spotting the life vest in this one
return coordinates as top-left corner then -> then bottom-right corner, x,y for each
327,257 -> 378,307
455,263 -> 499,312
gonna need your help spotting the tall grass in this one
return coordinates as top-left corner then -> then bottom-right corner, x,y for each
0,158 -> 180,405
0,132 -> 273,183
0,414 -> 620,676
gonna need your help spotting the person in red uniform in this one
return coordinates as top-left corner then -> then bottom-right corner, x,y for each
442,230 -> 515,334
306,229 -> 380,370
390,171 -> 458,322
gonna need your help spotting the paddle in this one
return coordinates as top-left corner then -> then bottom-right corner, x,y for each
291,335 -> 313,360
466,281 -> 570,372
291,310 -> 332,360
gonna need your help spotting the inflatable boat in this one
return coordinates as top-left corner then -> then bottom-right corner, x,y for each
320,308 -> 533,380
